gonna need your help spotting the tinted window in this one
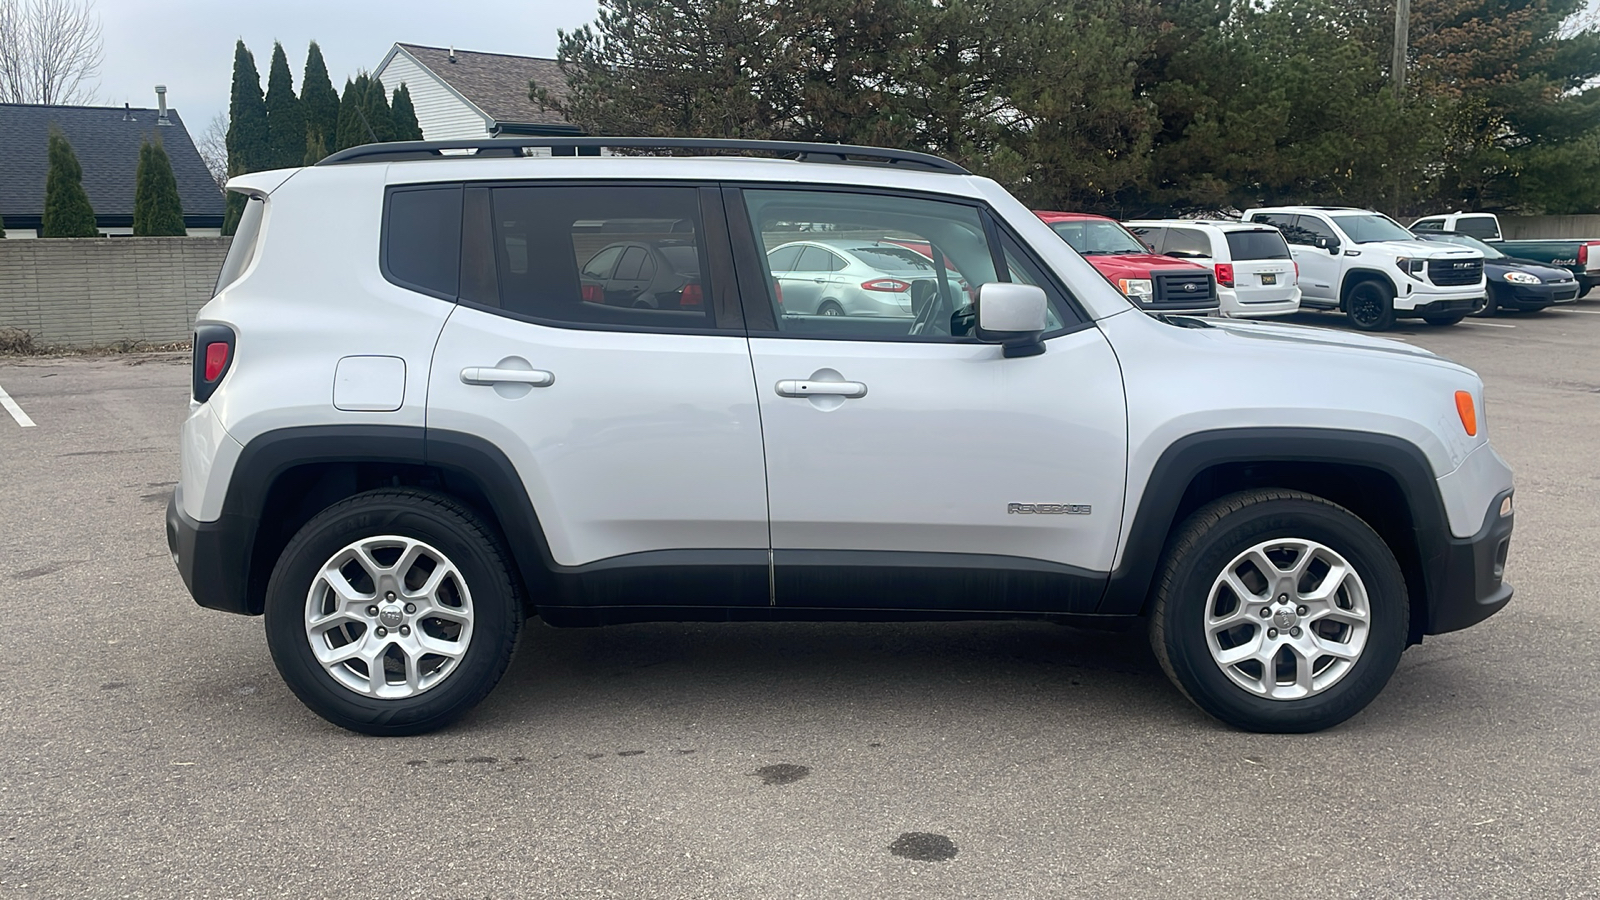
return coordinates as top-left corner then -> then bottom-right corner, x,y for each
1456,215 -> 1501,240
1411,218 -> 1444,232
742,188 -> 1065,339
215,196 -> 265,294
767,245 -> 803,271
1295,216 -> 1339,245
481,185 -> 712,327
1224,229 -> 1292,260
385,186 -> 463,298
1164,228 -> 1211,259
581,245 -> 624,279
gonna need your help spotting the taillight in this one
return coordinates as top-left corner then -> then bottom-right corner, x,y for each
191,324 -> 235,403
679,283 -> 703,306
1293,261 -> 1299,280
204,342 -> 229,381
773,280 -> 784,306
581,284 -> 603,304
861,278 -> 912,293
1214,263 -> 1235,288
1581,243 -> 1589,265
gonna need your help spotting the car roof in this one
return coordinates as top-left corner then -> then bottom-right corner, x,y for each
1124,219 -> 1280,232
1246,206 -> 1377,215
1033,211 -> 1117,223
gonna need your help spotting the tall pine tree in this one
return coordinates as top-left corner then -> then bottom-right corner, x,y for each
133,138 -> 187,236
334,75 -> 365,151
391,84 -> 423,141
223,40 -> 269,234
364,76 -> 397,143
300,41 -> 340,164
264,42 -> 305,170
41,129 -> 98,237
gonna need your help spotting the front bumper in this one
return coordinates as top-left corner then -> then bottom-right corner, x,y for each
166,489 -> 255,615
1503,281 -> 1579,307
1425,490 -> 1514,635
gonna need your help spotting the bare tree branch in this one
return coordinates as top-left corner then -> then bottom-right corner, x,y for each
0,0 -> 100,104
196,110 -> 228,192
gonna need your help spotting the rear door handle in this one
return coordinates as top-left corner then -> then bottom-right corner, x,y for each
775,380 -> 867,399
460,367 -> 554,387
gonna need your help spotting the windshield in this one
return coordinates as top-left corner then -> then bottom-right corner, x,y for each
1330,213 -> 1415,244
1423,232 -> 1504,259
1049,220 -> 1148,255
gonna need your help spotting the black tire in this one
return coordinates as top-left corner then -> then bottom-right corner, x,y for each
264,489 -> 522,736
818,300 -> 844,317
1148,490 -> 1408,733
1474,288 -> 1501,317
1421,313 -> 1464,326
1344,280 -> 1396,331
1580,283 -> 1592,299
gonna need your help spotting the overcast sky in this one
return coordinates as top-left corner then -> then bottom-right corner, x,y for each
96,0 -> 599,132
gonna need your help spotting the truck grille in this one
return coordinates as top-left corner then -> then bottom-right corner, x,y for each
1150,271 -> 1219,310
1428,258 -> 1483,287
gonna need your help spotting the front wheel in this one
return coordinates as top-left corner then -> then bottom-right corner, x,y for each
1148,490 -> 1408,733
1344,281 -> 1396,331
264,489 -> 522,736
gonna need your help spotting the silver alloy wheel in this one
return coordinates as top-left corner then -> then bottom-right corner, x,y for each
1204,538 -> 1371,700
304,535 -> 475,700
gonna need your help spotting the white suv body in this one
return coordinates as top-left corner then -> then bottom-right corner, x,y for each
1242,206 -> 1486,330
1124,220 -> 1301,318
167,139 -> 1515,736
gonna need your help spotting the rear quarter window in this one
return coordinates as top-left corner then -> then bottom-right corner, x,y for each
383,186 -> 464,299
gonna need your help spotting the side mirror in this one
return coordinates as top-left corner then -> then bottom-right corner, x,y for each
1315,236 -> 1340,254
975,283 -> 1048,358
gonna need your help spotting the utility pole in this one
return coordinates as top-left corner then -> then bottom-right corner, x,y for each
1393,0 -> 1410,101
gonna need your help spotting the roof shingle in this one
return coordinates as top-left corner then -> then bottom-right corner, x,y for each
396,43 -> 572,128
0,103 -> 223,224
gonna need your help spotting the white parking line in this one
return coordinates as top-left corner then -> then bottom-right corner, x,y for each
1464,320 -> 1516,328
1552,308 -> 1600,315
0,381 -> 36,427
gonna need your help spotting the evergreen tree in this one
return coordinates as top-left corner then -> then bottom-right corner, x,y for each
265,42 -> 305,170
223,40 -> 269,234
364,76 -> 397,143
391,84 -> 423,141
300,41 -> 340,164
334,75 -> 366,151
41,129 -> 98,237
133,138 -> 187,236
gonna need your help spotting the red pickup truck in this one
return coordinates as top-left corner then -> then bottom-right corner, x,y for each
1035,211 -> 1219,314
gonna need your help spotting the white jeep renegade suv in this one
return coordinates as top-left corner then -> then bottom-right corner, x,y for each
1243,206 -> 1486,330
167,138 -> 1515,736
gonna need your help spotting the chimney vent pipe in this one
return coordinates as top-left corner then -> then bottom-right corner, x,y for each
155,85 -> 171,125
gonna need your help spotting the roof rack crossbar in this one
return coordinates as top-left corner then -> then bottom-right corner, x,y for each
315,136 -> 969,174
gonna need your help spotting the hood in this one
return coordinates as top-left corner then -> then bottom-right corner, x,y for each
1358,239 -> 1479,259
1172,316 -> 1469,367
1496,258 -> 1575,279
1080,252 -> 1210,281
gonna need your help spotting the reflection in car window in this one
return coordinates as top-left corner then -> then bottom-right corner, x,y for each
742,189 -> 1002,340
1164,228 -> 1211,259
1295,216 -> 1339,245
472,185 -> 714,329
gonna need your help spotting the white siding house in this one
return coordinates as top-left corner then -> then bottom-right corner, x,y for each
372,43 -> 580,143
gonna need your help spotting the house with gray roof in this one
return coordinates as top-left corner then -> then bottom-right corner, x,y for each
0,91 -> 224,238
373,42 -> 582,142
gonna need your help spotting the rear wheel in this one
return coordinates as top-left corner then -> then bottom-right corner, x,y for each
818,300 -> 844,317
1344,280 -> 1395,331
264,489 -> 522,736
1149,490 -> 1408,733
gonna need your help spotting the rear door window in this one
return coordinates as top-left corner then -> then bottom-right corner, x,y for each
1455,215 -> 1501,240
1163,228 -> 1211,259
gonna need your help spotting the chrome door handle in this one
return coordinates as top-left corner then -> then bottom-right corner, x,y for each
812,277 -> 827,283
460,367 -> 554,387
775,379 -> 867,399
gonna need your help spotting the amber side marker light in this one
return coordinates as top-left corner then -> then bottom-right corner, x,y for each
1455,390 -> 1478,436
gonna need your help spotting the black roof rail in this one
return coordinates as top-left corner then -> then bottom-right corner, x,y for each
315,136 -> 969,174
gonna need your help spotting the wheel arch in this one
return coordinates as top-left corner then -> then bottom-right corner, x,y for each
215,426 -> 555,616
1102,428 -> 1449,644
1339,268 -> 1398,307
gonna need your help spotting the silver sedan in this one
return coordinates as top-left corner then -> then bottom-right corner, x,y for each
766,239 -> 958,317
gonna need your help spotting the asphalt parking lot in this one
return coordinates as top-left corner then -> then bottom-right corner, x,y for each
2,305 -> 1598,899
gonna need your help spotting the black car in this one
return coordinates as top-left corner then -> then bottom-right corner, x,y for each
1411,232 -> 1579,314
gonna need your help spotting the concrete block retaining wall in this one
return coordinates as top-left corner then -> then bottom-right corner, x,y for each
0,237 -> 230,348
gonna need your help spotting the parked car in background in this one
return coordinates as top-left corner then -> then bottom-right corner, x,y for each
1035,211 -> 1219,315
1124,220 -> 1300,319
1411,211 -> 1600,297
766,239 -> 952,317
1410,232 -> 1579,314
1242,206 -> 1485,330
580,240 -> 704,310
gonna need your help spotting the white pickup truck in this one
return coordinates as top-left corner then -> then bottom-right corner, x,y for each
1243,206 -> 1486,330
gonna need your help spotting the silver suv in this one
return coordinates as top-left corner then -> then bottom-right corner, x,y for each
166,138 -> 1515,736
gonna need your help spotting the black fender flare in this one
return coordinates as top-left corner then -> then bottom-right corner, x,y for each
1339,268 -> 1399,304
1098,428 -> 1453,631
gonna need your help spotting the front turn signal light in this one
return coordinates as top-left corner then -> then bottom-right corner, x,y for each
1455,390 -> 1478,436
